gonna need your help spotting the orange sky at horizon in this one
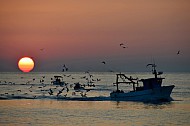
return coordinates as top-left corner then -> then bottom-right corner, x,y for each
0,0 -> 190,72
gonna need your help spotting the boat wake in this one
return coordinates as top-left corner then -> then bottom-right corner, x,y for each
0,94 -> 174,103
0,94 -> 111,101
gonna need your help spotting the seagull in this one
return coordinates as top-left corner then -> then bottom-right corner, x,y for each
17,90 -> 21,92
119,42 -> 128,48
89,74 -> 93,78
81,76 -> 86,79
177,50 -> 180,55
120,43 -> 124,46
40,79 -> 44,83
8,82 -> 12,84
48,88 -> 53,95
101,61 -> 106,64
80,92 -> 87,97
62,64 -> 69,72
56,90 -> 63,96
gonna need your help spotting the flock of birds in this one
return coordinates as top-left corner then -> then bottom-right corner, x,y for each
36,42 -> 182,73
60,42 -> 181,72
0,71 -> 103,100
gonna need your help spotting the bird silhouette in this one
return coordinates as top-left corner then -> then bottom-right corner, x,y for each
177,50 -> 180,55
56,90 -> 63,96
101,61 -> 106,64
62,64 -> 69,72
119,42 -> 128,48
120,43 -> 124,46
17,90 -> 21,92
80,92 -> 87,97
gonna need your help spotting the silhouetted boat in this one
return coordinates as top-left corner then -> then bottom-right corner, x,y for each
110,64 -> 175,101
52,76 -> 65,86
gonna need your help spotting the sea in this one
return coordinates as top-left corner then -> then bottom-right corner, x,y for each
0,72 -> 189,126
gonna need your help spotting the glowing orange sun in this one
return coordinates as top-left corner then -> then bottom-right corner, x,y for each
18,57 -> 35,72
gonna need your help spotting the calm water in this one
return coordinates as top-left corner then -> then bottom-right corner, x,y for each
0,72 -> 190,126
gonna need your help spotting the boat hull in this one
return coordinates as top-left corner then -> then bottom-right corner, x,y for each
110,85 -> 175,101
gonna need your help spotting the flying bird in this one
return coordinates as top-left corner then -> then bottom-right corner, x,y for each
62,64 -> 68,72
101,61 -> 106,64
177,50 -> 180,55
119,42 -> 128,48
17,89 -> 21,92
120,43 -> 124,46
56,90 -> 63,96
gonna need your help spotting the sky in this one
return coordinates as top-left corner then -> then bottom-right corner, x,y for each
0,0 -> 190,72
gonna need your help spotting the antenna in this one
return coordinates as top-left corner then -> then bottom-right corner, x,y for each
146,63 -> 157,78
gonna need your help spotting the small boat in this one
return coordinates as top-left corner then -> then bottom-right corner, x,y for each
110,64 -> 175,101
52,76 -> 65,86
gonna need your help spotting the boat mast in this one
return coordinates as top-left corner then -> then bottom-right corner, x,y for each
152,64 -> 157,79
116,74 -> 119,91
147,63 -> 158,79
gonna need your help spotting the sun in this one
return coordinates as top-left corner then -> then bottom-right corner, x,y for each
18,57 -> 35,72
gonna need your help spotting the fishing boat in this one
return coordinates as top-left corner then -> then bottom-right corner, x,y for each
51,76 -> 65,86
110,64 -> 175,101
